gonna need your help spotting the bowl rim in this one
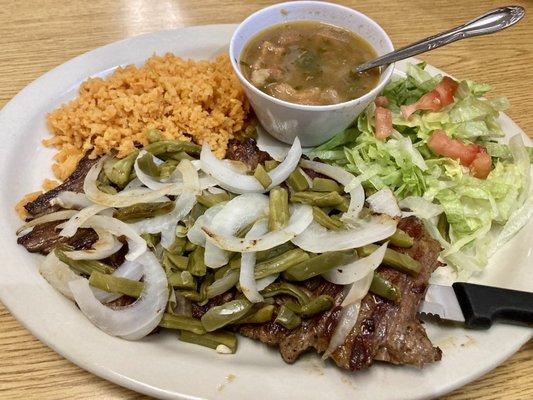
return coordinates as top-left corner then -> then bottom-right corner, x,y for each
229,0 -> 395,111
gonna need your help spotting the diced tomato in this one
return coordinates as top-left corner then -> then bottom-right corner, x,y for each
375,106 -> 393,140
427,130 -> 481,166
401,91 -> 441,119
374,96 -> 389,107
434,77 -> 459,108
470,150 -> 492,179
401,76 -> 459,119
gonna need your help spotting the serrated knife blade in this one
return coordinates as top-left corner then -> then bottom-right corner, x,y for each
418,282 -> 533,329
419,284 -> 465,323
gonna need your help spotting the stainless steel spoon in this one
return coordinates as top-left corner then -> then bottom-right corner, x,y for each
354,6 -> 525,73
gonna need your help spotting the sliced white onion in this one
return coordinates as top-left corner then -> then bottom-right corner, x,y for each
123,177 -> 144,190
292,217 -> 396,253
239,219 -> 269,303
84,157 -> 180,207
39,251 -> 80,301
64,228 -> 123,260
69,251 -> 168,340
322,242 -> 388,285
367,188 -> 401,217
256,274 -> 279,291
187,202 -> 226,246
256,125 -> 290,161
323,302 -> 360,359
199,137 -> 301,194
134,150 -> 177,190
399,196 -> 444,219
203,204 -> 313,253
341,269 -> 375,307
299,159 -> 354,186
340,184 -> 365,226
92,260 -> 144,303
16,210 -> 77,235
178,159 -> 201,193
78,215 -> 147,261
206,186 -> 226,195
50,191 -> 93,209
59,204 -> 109,237
203,194 -> 269,268
298,167 -> 313,187
323,270 -> 375,358
131,190 -> 197,249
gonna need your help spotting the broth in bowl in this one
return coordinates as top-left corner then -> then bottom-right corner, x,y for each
240,21 -> 380,106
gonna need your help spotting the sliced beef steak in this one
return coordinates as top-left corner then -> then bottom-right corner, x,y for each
238,216 -> 442,370
24,154 -> 98,217
17,220 -> 98,254
225,138 -> 271,170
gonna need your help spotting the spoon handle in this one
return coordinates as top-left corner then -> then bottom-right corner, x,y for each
355,6 -> 525,73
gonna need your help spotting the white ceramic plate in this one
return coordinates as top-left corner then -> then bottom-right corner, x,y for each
0,24 -> 531,400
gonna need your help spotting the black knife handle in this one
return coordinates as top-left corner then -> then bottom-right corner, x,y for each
453,282 -> 533,329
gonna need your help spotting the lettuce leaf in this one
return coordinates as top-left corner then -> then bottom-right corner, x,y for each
313,63 -> 532,277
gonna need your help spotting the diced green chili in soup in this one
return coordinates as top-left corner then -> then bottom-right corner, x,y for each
240,21 -> 380,106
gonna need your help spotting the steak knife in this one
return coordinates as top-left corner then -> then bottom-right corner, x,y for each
418,282 -> 533,329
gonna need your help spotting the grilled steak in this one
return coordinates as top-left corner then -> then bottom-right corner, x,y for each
237,216 -> 441,370
226,138 -> 271,169
24,154 -> 98,217
17,220 -> 98,254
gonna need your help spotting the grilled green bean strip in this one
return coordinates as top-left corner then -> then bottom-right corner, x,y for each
184,241 -> 197,252
178,290 -> 201,302
188,247 -> 206,277
335,196 -> 350,212
211,265 -> 230,281
388,229 -> 414,248
178,330 -> 237,353
254,164 -> 272,189
206,269 -> 239,299
201,299 -> 253,331
159,313 -> 206,334
438,213 -> 450,242
357,244 -> 421,275
275,305 -> 301,329
291,191 -> 345,207
168,271 -> 196,289
370,273 -> 401,302
162,151 -> 195,161
286,169 -> 309,191
254,249 -> 310,279
256,242 -> 295,262
137,151 -> 161,177
229,255 -> 241,269
197,192 -> 231,208
260,282 -> 310,306
198,274 -> 215,305
145,128 -> 164,143
282,251 -> 354,281
268,187 -> 289,231
167,236 -> 187,255
300,295 -> 335,318
312,177 -> 342,193
55,249 -> 114,276
89,271 -> 143,298
158,159 -> 179,179
141,233 -> 161,250
312,206 -> 343,230
103,150 -> 139,188
96,182 -> 117,194
144,140 -> 201,156
264,160 -> 279,172
113,201 -> 175,222
165,253 -> 189,270
235,305 -> 275,324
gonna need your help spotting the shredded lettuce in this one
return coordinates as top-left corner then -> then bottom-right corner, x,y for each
312,63 -> 532,277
